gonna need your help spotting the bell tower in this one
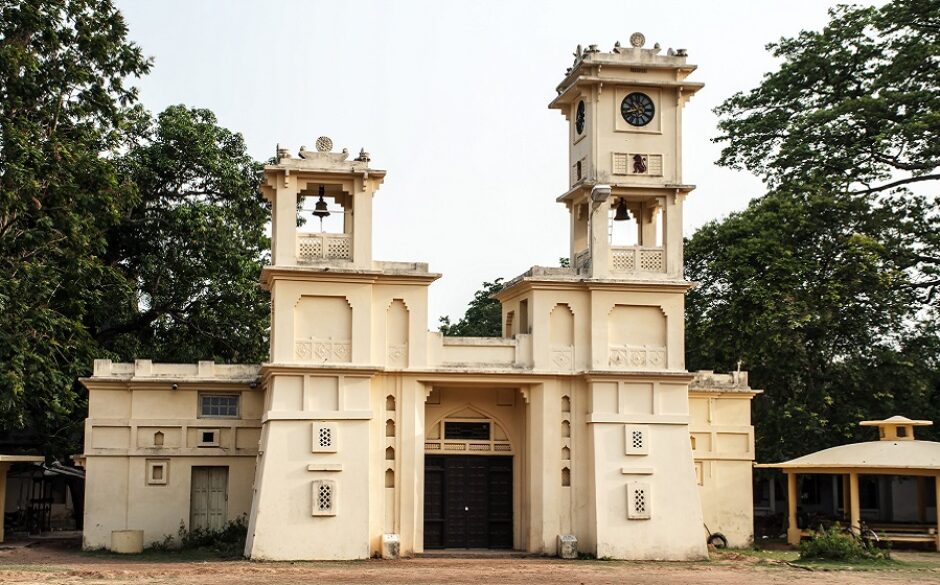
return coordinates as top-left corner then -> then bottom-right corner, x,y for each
549,33 -> 703,279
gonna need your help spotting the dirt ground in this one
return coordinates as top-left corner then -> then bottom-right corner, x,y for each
3,540 -> 940,585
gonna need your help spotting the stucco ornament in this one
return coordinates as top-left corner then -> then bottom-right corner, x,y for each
629,32 -> 645,48
315,136 -> 333,152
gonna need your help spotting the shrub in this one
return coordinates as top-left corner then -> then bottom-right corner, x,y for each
146,515 -> 248,558
798,525 -> 889,562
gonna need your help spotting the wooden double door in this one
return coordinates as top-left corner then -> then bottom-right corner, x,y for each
424,455 -> 513,549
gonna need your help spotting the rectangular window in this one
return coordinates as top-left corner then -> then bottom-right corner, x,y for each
199,394 -> 239,418
445,421 -> 490,441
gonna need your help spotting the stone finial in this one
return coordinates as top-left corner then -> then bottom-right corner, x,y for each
629,32 -> 645,48
613,40 -> 622,53
667,48 -> 676,56
355,148 -> 371,163
276,144 -> 291,160
315,136 -> 333,152
676,48 -> 688,57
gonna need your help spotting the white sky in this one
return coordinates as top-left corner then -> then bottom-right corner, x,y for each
116,0 -> 880,328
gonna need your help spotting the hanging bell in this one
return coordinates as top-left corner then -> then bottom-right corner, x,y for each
613,198 -> 630,221
313,185 -> 330,219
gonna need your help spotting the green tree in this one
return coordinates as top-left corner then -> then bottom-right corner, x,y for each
714,0 -> 940,198
0,0 -> 151,455
689,0 -> 940,461
713,0 -> 940,305
685,189 -> 939,461
439,278 -> 504,337
96,105 -> 270,363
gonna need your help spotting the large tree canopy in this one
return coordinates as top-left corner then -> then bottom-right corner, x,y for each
98,105 -> 270,363
0,0 -> 150,454
0,1 -> 269,457
714,0 -> 940,198
692,0 -> 940,461
685,189 -> 940,461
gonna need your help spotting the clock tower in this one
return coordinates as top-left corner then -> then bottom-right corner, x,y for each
494,34 -> 708,559
549,33 -> 702,279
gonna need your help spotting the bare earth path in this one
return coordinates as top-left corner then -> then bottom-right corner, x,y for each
3,542 -> 940,585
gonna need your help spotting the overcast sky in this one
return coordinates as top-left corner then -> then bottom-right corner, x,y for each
116,0 -> 880,327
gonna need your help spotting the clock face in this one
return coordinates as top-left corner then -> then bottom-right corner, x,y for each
575,100 -> 585,135
620,92 -> 655,127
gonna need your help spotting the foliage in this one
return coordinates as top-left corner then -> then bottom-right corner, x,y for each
799,525 -> 889,562
439,278 -> 504,337
147,516 -> 248,558
686,188 -> 940,461
714,0 -> 940,198
691,0 -> 940,462
0,2 -> 270,458
0,0 -> 151,455
713,0 -> 940,306
97,105 -> 270,363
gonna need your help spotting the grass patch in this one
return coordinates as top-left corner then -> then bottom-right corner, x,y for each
799,525 -> 890,563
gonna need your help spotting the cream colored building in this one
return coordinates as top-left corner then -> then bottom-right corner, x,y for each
80,35 -> 757,559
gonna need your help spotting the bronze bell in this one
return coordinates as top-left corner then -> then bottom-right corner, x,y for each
613,198 -> 630,221
313,185 -> 330,219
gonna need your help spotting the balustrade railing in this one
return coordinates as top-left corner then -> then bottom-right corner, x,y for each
610,246 -> 666,273
297,232 -> 352,261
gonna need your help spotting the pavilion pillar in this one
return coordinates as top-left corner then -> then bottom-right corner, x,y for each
786,472 -> 800,546
918,476 -> 927,523
842,474 -> 850,519
934,475 -> 940,552
0,462 -> 8,543
849,472 -> 861,533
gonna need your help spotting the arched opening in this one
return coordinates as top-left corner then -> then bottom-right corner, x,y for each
562,467 -> 571,487
386,394 -> 396,411
385,446 -> 395,460
562,446 -> 570,460
385,468 -> 395,488
561,395 -> 571,413
562,420 -> 571,438
153,431 -> 165,447
386,419 -> 396,438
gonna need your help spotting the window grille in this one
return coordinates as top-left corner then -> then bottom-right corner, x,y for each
627,481 -> 652,519
624,425 -> 650,455
199,394 -> 239,418
311,422 -> 338,453
311,479 -> 337,516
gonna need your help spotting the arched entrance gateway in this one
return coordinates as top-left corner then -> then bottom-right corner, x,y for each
423,396 -> 521,550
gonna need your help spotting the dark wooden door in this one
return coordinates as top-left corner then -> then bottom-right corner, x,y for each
424,455 -> 513,549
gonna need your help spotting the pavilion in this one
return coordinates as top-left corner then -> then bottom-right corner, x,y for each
759,416 -> 940,550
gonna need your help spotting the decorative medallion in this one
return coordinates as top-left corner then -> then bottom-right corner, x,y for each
629,32 -> 645,48
315,136 -> 333,152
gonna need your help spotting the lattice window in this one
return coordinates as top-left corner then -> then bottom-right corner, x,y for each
311,422 -> 338,453
625,425 -> 650,455
325,237 -> 351,259
638,249 -> 665,272
634,488 -> 646,512
298,238 -> 322,259
311,479 -> 337,516
627,481 -> 652,519
611,249 -> 635,272
318,427 -> 332,448
632,430 -> 644,450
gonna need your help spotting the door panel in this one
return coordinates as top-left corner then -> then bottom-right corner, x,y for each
424,455 -> 512,549
190,466 -> 228,531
